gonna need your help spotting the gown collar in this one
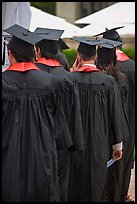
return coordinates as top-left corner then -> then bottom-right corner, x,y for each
6,62 -> 40,72
36,57 -> 61,67
71,64 -> 101,72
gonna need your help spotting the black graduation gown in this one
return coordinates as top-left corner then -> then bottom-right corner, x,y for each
35,59 -> 84,202
116,51 -> 135,201
2,63 -> 73,202
68,65 -> 127,202
102,71 -> 133,202
116,52 -> 135,139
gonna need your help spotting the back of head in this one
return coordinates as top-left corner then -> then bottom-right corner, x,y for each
78,43 -> 96,58
36,39 -> 59,56
7,36 -> 35,62
97,47 -> 117,68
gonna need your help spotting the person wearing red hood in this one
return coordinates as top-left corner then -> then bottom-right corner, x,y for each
67,37 -> 128,202
94,26 -> 135,202
34,27 -> 84,202
2,24 -> 73,202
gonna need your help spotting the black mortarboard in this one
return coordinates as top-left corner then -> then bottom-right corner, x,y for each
34,27 -> 64,41
3,24 -> 44,44
34,27 -> 64,54
93,26 -> 124,42
3,24 -> 44,59
99,38 -> 123,49
71,37 -> 104,57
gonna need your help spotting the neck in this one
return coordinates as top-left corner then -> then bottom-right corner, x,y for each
82,60 -> 95,65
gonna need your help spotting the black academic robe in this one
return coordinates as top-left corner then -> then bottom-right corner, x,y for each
116,50 -> 135,139
102,71 -> 133,202
2,62 -> 73,202
116,51 -> 135,201
35,58 -> 84,202
68,65 -> 127,202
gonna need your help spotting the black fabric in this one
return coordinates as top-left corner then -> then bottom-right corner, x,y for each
102,71 -> 134,202
35,63 -> 85,151
2,68 -> 73,202
67,71 -> 128,202
117,58 -> 135,201
117,59 -> 135,139
35,62 -> 84,202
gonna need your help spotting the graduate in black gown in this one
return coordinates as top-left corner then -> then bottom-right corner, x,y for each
68,37 -> 128,202
33,27 -> 84,202
2,24 -> 73,202
94,27 -> 135,202
96,44 -> 133,202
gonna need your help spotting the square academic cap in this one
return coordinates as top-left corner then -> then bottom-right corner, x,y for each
93,26 -> 124,41
34,28 -> 69,51
3,24 -> 44,60
34,28 -> 65,54
34,27 -> 64,41
3,24 -> 44,45
99,38 -> 123,49
71,37 -> 104,57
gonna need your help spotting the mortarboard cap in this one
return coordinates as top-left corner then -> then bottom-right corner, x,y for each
3,24 -> 44,45
93,26 -> 124,42
71,37 -> 104,57
34,27 -> 64,41
99,38 -> 123,49
34,27 -> 64,54
3,24 -> 44,59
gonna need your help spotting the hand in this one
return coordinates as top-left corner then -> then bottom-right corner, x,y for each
71,55 -> 82,71
112,149 -> 123,161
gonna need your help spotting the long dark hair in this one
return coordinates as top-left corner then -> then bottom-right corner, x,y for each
96,47 -> 120,81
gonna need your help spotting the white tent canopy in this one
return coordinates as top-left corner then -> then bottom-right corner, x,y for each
29,6 -> 81,38
75,2 -> 135,25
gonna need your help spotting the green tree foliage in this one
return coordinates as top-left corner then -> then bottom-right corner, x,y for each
30,2 -> 56,15
63,49 -> 77,67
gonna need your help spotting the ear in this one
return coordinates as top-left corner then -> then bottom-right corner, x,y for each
8,50 -> 13,58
